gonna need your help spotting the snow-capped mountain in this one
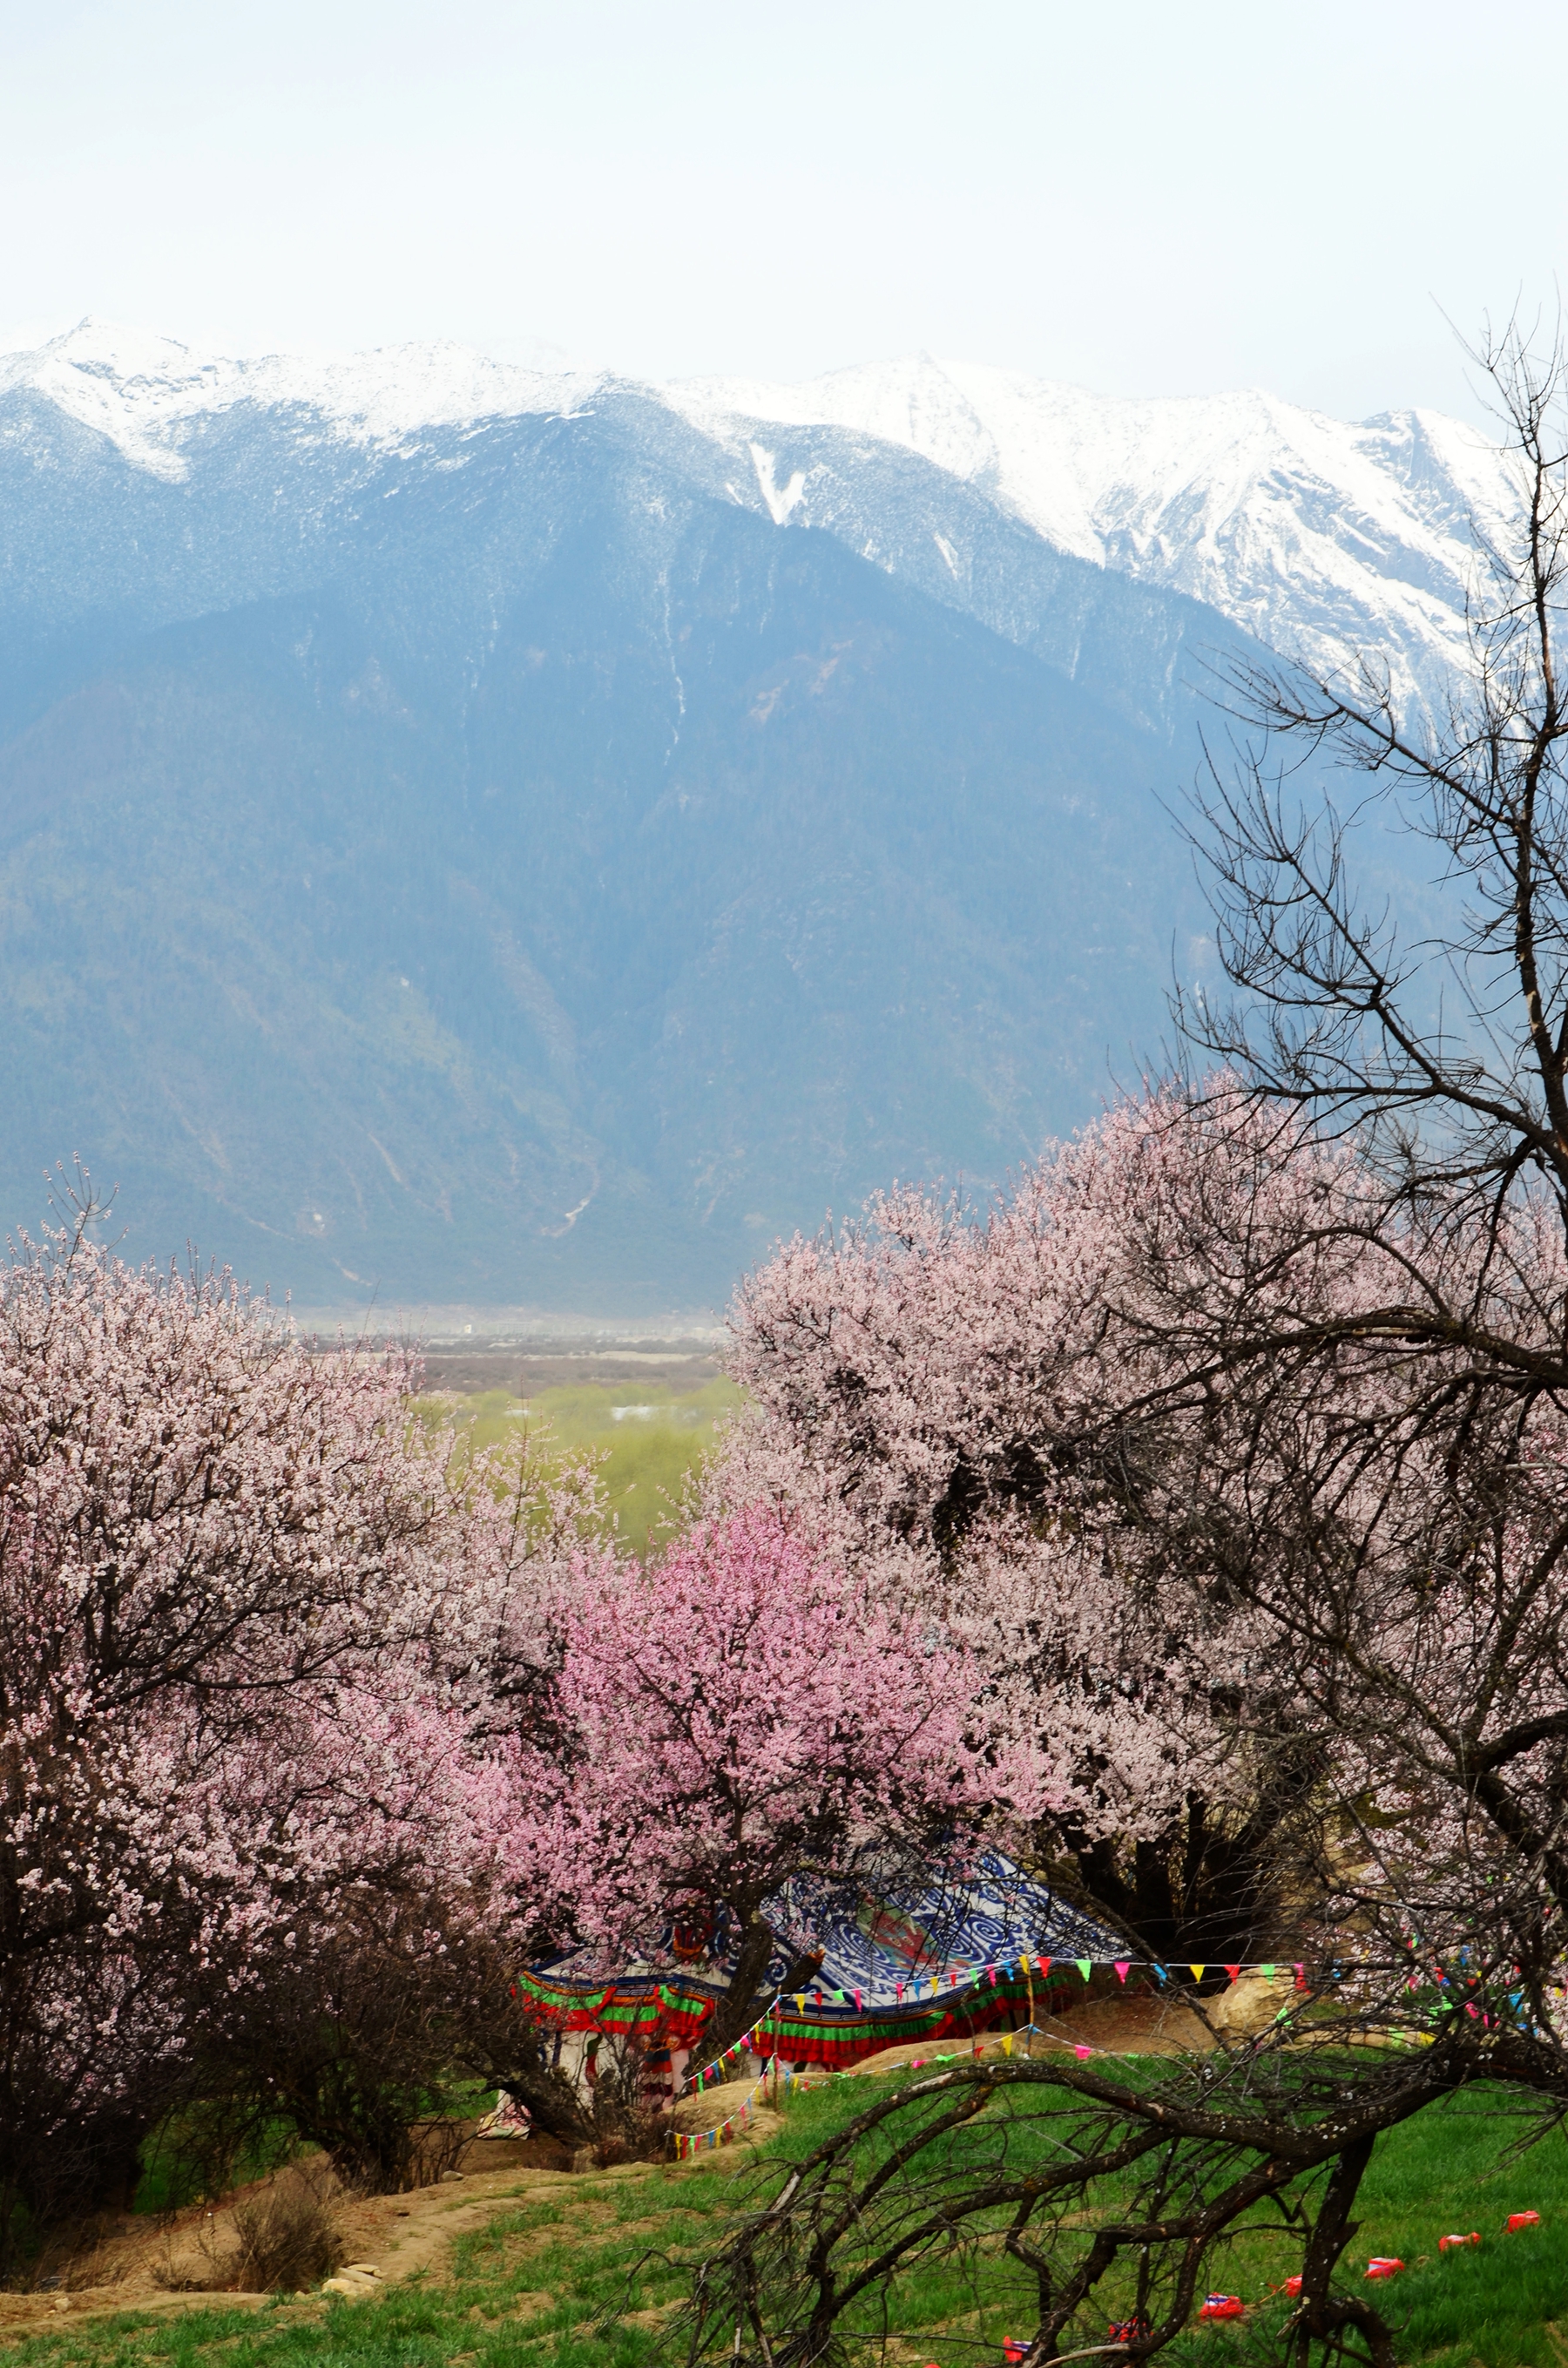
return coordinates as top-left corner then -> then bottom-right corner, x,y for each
0,321 -> 598,479
0,321 -> 1502,1308
668,353 -> 1514,714
3,321 -> 1512,714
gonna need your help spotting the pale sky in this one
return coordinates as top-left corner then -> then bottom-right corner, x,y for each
0,0 -> 1561,425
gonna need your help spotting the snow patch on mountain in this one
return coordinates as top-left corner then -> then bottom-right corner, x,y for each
749,442 -> 806,524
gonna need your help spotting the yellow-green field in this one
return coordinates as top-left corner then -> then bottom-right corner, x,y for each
413,1380 -> 745,1559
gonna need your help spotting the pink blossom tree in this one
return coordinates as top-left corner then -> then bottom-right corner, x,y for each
721,1050 -> 1568,1996
516,1502 -> 1042,2059
716,1075 -> 1568,1962
180,1682 -> 592,2190
0,1190 -> 598,2253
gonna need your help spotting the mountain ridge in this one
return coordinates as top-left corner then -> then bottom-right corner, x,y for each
5,318 -> 1512,714
0,321 -> 1477,1308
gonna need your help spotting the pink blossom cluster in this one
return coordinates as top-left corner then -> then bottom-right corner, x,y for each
715,1096 -> 1274,1847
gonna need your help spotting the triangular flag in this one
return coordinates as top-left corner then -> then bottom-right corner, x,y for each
1261,1964 -> 1275,1980
796,1995 -> 807,2013
1225,1965 -> 1240,1982
1076,1958 -> 1092,1980
1114,1961 -> 1131,1983
1038,1958 -> 1052,1978
1018,1952 -> 1030,1974
1001,2031 -> 1014,2055
1189,1963 -> 1206,1981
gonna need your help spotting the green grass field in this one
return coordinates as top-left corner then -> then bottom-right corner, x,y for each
413,1379 -> 745,1559
10,2073 -> 1568,2368
1295,2090 -> 1568,2368
735,2074 -> 1568,2368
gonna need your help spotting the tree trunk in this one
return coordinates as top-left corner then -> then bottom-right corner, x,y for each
1294,2132 -> 1394,2368
698,1911 -> 821,2068
493,2054 -> 592,2149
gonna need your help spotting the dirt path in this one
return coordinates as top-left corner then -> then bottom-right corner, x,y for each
0,2139 -> 727,2339
0,2103 -> 797,2344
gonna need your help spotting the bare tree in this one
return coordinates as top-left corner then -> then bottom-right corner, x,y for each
680,2031 -> 1489,2368
1181,313 -> 1568,1293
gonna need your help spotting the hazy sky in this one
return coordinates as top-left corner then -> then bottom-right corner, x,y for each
1,0 -> 1562,423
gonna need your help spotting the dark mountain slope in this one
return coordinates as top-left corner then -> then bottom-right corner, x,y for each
0,398 -> 1240,1308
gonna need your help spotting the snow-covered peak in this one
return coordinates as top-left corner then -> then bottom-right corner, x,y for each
668,353 -> 1517,706
10,317 -> 208,382
671,350 -> 1512,564
0,318 -> 230,478
672,352 -> 1005,494
247,338 -> 604,446
0,317 -> 603,480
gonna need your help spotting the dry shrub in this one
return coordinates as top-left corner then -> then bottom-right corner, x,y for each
230,2163 -> 345,2292
586,2035 -> 673,2168
16,2212 -> 132,2295
157,2163 -> 344,2294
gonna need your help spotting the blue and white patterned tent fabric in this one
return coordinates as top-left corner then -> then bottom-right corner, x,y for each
536,1850 -> 1121,2002
770,1850 -> 1122,2007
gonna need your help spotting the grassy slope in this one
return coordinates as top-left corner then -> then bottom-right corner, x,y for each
413,1380 -> 745,1559
10,2074 -> 1568,2368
